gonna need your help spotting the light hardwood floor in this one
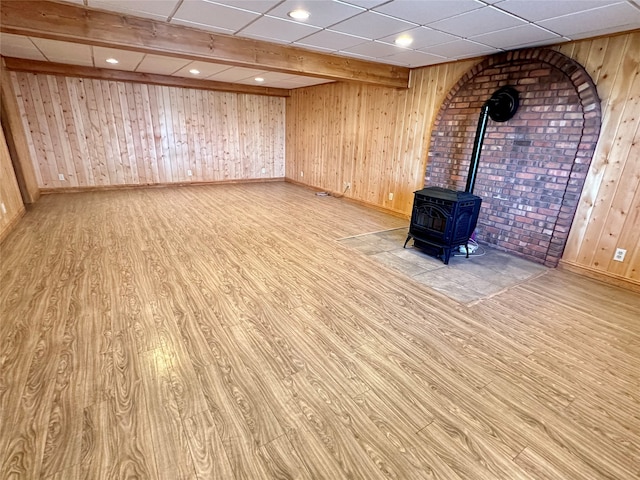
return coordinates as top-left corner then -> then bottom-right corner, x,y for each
1,182 -> 639,479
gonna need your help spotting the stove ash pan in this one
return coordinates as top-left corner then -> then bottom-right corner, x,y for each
404,187 -> 482,265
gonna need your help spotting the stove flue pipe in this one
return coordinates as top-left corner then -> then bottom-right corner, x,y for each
465,102 -> 490,194
464,86 -> 519,194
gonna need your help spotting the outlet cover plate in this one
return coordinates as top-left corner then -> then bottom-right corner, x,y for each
613,248 -> 626,262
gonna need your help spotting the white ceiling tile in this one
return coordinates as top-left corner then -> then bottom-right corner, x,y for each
135,54 -> 191,75
509,36 -> 571,49
89,0 -> 177,20
566,24 -> 640,40
337,0 -> 390,8
208,0 -> 282,14
382,49 -> 448,67
234,72 -> 290,85
538,2 -> 640,37
3,0 -> 638,78
295,29 -> 368,51
266,0 -> 364,28
172,61 -> 232,78
251,71 -> 300,82
429,5 -> 526,37
170,18 -> 235,34
469,24 -> 561,49
31,38 -> 94,66
332,50 -> 378,61
207,66 -> 270,82
94,46 -> 145,70
376,26 -> 458,49
374,0 -> 484,25
290,43 -> 335,53
496,0 -> 623,22
238,33 -> 292,44
0,33 -> 47,61
423,39 -> 500,58
237,15 -> 321,42
235,78 -> 281,86
172,1 -> 260,32
341,40 -> 404,57
330,10 -> 418,39
376,56 -> 410,66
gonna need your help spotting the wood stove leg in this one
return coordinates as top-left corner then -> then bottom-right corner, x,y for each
403,235 -> 412,248
443,247 -> 451,265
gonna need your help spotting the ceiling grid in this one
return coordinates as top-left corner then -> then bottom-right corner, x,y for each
1,0 -> 639,88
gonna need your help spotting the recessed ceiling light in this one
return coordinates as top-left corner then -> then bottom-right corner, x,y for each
288,9 -> 310,21
105,58 -> 119,64
394,35 -> 413,47
189,69 -> 200,75
255,77 -> 265,83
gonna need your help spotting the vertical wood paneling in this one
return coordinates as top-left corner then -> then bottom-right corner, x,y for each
286,32 -> 639,285
12,73 -> 286,189
138,84 -> 160,183
0,124 -> 25,240
1,66 -> 39,204
554,32 -> 640,282
66,78 -> 94,186
29,73 -> 57,187
13,72 -> 45,188
285,60 -> 476,215
93,79 -> 117,185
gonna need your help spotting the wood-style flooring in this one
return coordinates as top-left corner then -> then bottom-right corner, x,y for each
1,182 -> 639,479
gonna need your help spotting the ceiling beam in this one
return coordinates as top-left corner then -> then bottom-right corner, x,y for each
0,0 -> 410,89
3,57 -> 291,97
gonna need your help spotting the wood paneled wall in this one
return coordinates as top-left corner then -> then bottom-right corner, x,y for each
1,65 -> 40,204
0,123 -> 25,241
553,33 -> 640,284
285,60 -> 476,214
285,31 -> 640,286
11,72 -> 285,189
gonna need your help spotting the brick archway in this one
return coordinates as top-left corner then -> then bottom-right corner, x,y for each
426,49 -> 601,267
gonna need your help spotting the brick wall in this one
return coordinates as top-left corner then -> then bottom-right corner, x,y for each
426,49 -> 600,267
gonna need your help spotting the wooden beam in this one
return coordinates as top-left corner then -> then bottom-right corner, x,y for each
3,57 -> 291,97
0,0 -> 410,88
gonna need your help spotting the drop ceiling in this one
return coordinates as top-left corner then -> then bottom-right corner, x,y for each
1,0 -> 639,89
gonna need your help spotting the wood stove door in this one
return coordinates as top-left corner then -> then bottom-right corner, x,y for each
409,202 -> 453,242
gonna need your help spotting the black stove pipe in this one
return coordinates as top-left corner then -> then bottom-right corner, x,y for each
465,102 -> 490,194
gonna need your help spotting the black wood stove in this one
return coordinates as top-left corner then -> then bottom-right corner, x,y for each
405,86 -> 519,264
404,188 -> 481,264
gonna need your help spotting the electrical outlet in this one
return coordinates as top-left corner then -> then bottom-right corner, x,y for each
613,248 -> 626,262
344,182 -> 351,190
187,169 -> 193,176
261,167 -> 266,174
300,171 -> 304,177
388,192 -> 394,201
58,173 -> 65,181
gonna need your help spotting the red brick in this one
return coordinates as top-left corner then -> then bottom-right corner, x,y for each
426,47 -> 600,268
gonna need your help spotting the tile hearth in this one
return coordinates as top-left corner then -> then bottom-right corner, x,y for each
338,227 -> 547,304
